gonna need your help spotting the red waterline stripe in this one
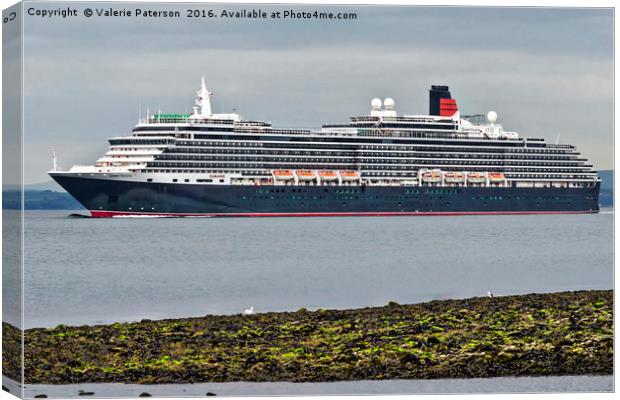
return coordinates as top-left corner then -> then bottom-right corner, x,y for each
89,210 -> 596,218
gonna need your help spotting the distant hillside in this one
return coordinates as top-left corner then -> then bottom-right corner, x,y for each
3,191 -> 84,210
598,170 -> 613,208
3,180 -> 65,192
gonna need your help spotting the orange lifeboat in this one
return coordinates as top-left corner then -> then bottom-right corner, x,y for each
295,170 -> 316,181
488,172 -> 505,183
318,170 -> 338,181
421,169 -> 442,183
444,171 -> 465,183
273,170 -> 294,181
339,170 -> 360,181
467,172 -> 487,184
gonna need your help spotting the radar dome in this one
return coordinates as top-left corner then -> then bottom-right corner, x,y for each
371,98 -> 382,110
383,97 -> 395,110
487,111 -> 498,124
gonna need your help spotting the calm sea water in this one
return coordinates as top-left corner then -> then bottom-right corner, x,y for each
14,210 -> 612,329
2,375 -> 613,398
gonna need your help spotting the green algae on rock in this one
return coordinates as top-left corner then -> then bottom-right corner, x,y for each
21,290 -> 612,384
2,322 -> 22,382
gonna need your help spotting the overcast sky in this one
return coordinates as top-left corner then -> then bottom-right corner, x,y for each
19,4 -> 613,183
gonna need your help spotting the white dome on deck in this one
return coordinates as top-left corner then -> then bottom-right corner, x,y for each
487,111 -> 498,124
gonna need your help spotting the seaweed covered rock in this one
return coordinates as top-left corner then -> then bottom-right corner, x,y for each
2,323 -> 22,382
23,290 -> 613,384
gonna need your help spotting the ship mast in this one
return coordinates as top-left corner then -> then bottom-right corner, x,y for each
51,147 -> 58,172
195,77 -> 212,117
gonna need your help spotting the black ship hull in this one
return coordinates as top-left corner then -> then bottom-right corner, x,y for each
50,175 -> 600,217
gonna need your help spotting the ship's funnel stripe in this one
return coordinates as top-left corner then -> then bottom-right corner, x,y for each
439,98 -> 458,117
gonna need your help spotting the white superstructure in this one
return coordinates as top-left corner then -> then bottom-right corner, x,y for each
51,79 -> 599,191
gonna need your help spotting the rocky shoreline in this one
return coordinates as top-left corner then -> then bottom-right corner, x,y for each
6,290 -> 613,384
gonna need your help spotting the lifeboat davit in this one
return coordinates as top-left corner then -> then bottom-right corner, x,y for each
295,170 -> 316,181
339,170 -> 360,181
421,170 -> 442,183
273,170 -> 294,180
488,172 -> 505,183
318,170 -> 338,181
444,171 -> 465,183
467,172 -> 487,183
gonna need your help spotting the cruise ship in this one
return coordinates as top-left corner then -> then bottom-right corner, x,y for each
49,78 -> 600,217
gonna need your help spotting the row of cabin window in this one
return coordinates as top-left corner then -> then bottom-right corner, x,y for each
146,178 -> 225,183
164,149 -> 578,161
255,188 -> 361,194
235,201 -> 574,208
236,195 -> 577,203
157,154 -> 583,166
140,169 -> 594,182
173,141 -> 574,155
147,162 -> 589,174
171,135 -> 567,150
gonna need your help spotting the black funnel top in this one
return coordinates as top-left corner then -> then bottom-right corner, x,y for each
429,85 -> 451,116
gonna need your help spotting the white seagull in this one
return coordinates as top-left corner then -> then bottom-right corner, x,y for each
244,306 -> 254,315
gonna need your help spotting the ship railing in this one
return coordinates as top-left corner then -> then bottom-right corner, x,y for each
322,124 -> 352,128
234,121 -> 272,127
67,165 -> 134,174
349,116 -> 454,123
233,128 -> 360,137
70,164 -> 97,170
349,116 -> 381,122
234,128 -> 313,135
145,117 -> 236,125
